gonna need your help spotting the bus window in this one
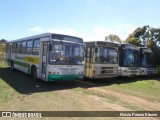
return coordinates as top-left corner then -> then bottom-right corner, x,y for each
16,42 -> 21,53
21,41 -> 26,54
12,42 -> 17,53
26,40 -> 33,54
32,39 -> 40,55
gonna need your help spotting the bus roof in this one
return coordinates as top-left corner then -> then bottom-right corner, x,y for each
139,47 -> 152,53
85,41 -> 118,47
8,33 -> 83,43
119,43 -> 139,50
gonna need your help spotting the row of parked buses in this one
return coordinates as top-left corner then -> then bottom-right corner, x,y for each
6,33 -> 156,82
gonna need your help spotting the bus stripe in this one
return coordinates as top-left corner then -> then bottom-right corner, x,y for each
14,60 -> 31,74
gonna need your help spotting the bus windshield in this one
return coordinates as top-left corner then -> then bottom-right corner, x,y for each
49,41 -> 84,65
123,48 -> 139,67
95,47 -> 118,64
141,52 -> 153,68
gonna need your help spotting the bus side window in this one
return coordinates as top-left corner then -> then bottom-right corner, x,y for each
21,41 -> 26,54
26,40 -> 33,54
32,39 -> 40,55
12,42 -> 16,53
16,42 -> 21,53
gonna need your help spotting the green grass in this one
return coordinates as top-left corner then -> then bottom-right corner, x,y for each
0,60 -> 7,67
105,79 -> 160,102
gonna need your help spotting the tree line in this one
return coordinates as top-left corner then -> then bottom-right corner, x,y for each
0,39 -> 7,60
105,25 -> 160,67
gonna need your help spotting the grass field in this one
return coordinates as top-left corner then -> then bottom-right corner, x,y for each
0,61 -> 160,120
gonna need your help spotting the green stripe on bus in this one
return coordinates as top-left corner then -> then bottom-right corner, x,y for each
13,60 -> 31,74
48,74 -> 84,81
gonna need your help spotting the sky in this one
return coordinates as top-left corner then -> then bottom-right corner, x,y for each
0,0 -> 160,41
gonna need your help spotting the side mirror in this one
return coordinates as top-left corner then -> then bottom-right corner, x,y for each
95,48 -> 98,53
49,43 -> 52,51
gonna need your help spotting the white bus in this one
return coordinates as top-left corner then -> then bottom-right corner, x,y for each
6,33 -> 84,81
84,41 -> 119,79
118,44 -> 140,76
139,47 -> 156,76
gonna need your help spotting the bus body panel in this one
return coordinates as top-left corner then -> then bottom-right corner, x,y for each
139,67 -> 156,76
118,67 -> 139,76
47,65 -> 84,81
10,53 -> 40,76
85,64 -> 118,79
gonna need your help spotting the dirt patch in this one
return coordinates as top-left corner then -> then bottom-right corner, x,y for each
88,87 -> 160,111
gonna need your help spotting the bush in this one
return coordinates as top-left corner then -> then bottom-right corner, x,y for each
0,52 -> 6,60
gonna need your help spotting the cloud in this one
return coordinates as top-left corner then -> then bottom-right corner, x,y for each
49,24 -> 136,42
49,28 -> 96,41
29,26 -> 43,32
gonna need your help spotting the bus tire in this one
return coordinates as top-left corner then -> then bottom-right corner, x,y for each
11,61 -> 15,71
31,66 -> 37,81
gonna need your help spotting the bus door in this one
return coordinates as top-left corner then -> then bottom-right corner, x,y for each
41,41 -> 48,79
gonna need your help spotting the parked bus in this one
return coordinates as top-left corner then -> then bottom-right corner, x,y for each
118,44 -> 139,76
84,41 -> 119,79
6,33 -> 84,81
139,47 -> 156,76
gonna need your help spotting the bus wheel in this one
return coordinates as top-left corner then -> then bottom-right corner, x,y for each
11,62 -> 15,71
31,67 -> 37,81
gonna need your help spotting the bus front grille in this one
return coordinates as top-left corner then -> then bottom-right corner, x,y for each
101,67 -> 114,69
131,71 -> 137,74
101,67 -> 118,74
101,70 -> 113,74
59,68 -> 78,75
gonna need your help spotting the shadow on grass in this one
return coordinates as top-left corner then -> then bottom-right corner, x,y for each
0,67 -> 159,94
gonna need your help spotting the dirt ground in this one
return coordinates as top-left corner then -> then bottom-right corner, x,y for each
0,66 -> 160,120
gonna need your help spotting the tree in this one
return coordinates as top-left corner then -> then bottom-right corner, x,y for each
0,39 -> 6,60
125,37 -> 141,46
126,25 -> 151,46
126,25 -> 160,65
105,34 -> 122,43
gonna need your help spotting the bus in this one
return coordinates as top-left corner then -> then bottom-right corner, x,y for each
6,33 -> 84,81
84,41 -> 119,79
139,47 -> 156,76
118,44 -> 139,76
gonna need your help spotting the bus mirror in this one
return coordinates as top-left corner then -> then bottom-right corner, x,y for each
95,48 -> 98,53
49,44 -> 52,51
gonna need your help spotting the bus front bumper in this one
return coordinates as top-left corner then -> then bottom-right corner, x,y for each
47,74 -> 84,81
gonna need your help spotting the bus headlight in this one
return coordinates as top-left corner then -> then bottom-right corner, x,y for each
53,72 -> 56,74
